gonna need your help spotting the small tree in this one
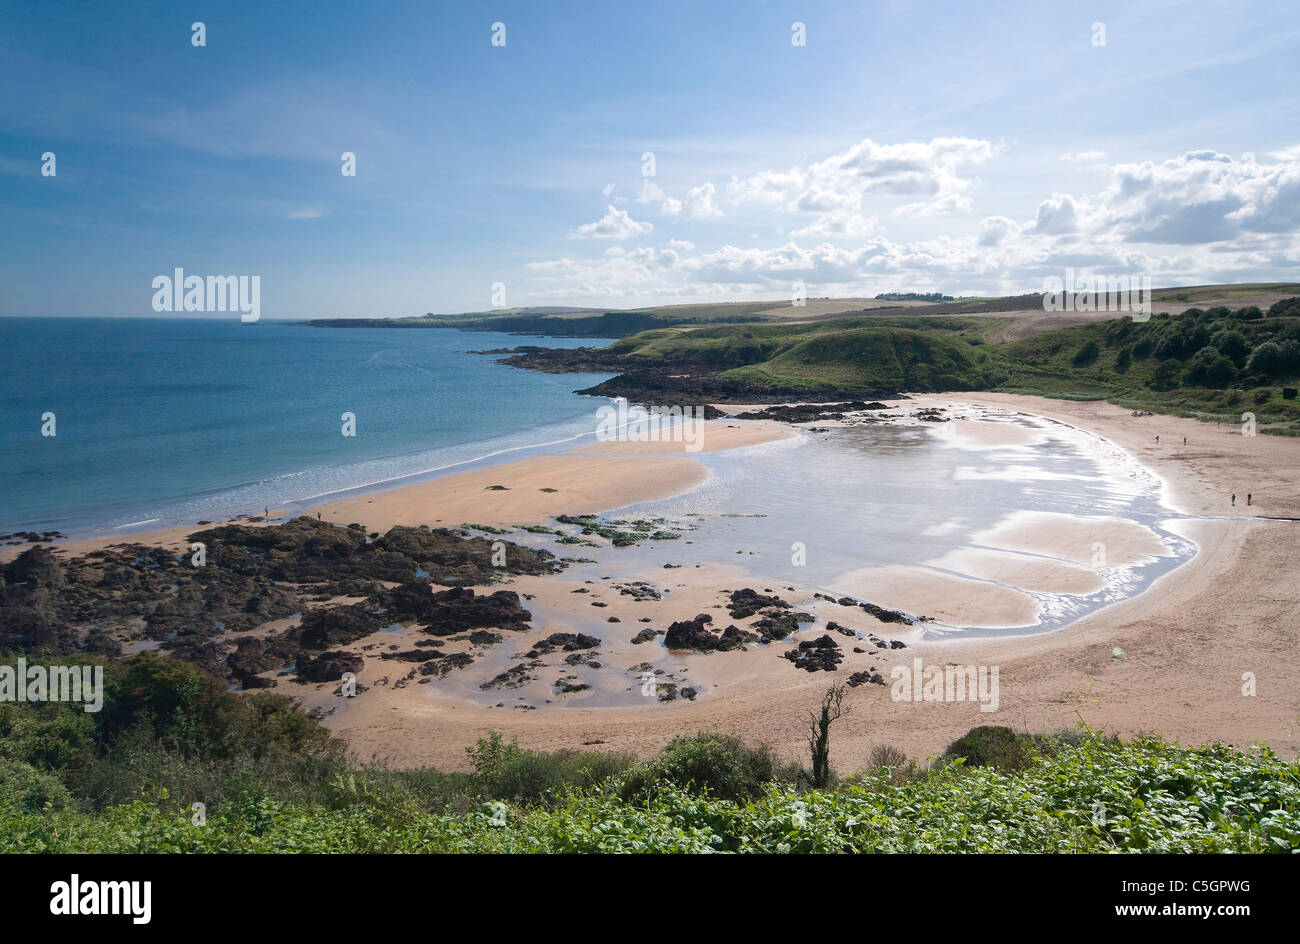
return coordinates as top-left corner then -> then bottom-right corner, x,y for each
807,685 -> 846,789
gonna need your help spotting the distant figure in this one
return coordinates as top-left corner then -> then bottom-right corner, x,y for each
317,512 -> 322,519
1247,493 -> 1252,506
1231,493 -> 1236,506
1183,436 -> 1187,445
1155,435 -> 1160,444
264,507 -> 269,517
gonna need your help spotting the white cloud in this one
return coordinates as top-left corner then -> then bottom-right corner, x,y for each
978,215 -> 1020,247
535,143 -> 1300,304
1088,148 -> 1300,242
570,204 -> 654,240
791,209 -> 876,238
661,181 -> 723,219
1028,192 -> 1080,235
727,135 -> 996,232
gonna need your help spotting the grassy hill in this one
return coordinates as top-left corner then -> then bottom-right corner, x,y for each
552,296 -> 1300,433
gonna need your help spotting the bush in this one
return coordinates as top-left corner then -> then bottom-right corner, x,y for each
1184,346 -> 1237,387
1150,359 -> 1183,390
466,732 -> 632,806
619,731 -> 791,803
862,745 -> 922,785
1072,341 -> 1100,367
0,758 -> 73,814
942,725 -> 1033,771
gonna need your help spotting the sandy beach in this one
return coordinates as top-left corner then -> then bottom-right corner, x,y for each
301,394 -> 1300,770
9,397 -> 1298,772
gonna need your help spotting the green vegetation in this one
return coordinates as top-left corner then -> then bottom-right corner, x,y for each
600,296 -> 1300,433
1,654 -> 1296,853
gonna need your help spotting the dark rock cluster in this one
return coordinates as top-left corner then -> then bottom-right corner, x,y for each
783,635 -> 843,672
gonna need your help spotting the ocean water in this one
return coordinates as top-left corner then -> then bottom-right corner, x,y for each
0,318 -> 617,535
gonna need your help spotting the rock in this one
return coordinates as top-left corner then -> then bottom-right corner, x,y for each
295,649 -> 363,683
528,632 -> 600,655
296,605 -> 385,649
727,588 -> 788,619
783,634 -> 843,672
752,610 -> 801,643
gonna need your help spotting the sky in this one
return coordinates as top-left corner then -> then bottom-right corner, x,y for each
1,0 -> 1298,317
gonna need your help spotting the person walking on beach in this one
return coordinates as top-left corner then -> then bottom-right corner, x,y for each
1231,493 -> 1236,506
1155,435 -> 1160,444
1183,436 -> 1187,445
1248,493 -> 1252,506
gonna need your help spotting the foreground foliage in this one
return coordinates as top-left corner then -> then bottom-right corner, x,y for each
3,736 -> 1296,853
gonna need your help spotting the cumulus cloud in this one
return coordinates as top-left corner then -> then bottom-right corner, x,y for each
978,215 -> 1020,247
1028,192 -> 1080,236
1089,148 -> 1300,242
535,143 -> 1300,304
570,205 -> 654,240
661,182 -> 723,220
726,135 -> 996,232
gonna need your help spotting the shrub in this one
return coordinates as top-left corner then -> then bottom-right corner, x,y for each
0,758 -> 73,814
863,745 -> 922,785
466,732 -> 632,806
619,731 -> 789,803
1184,346 -> 1237,386
1072,341 -> 1100,367
1150,359 -> 1183,390
942,725 -> 1033,771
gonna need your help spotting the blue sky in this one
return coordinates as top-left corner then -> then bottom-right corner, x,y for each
2,0 -> 1298,317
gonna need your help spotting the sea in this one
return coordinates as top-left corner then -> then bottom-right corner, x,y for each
0,317 -> 618,535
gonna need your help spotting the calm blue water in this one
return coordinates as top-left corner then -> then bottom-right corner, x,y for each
0,318 -> 616,534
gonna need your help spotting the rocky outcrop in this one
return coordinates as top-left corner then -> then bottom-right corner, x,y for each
783,634 -> 843,672
664,616 -> 758,652
727,588 -> 788,619
294,649 -> 363,683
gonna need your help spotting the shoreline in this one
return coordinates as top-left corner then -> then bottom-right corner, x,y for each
5,394 -> 1298,770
